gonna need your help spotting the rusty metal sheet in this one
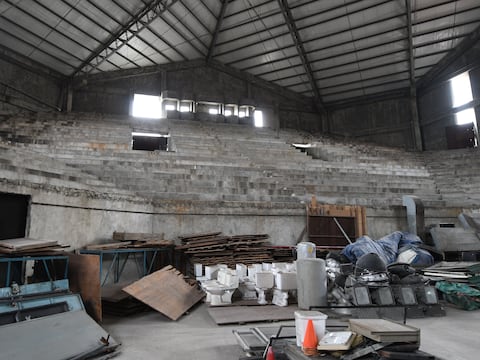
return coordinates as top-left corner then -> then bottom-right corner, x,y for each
123,265 -> 204,320
68,253 -> 102,322
0,310 -> 119,360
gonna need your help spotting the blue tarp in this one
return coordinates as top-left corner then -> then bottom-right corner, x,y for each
341,231 -> 434,266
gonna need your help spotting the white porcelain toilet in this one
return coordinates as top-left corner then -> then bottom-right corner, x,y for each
272,271 -> 297,306
202,268 -> 239,306
238,279 -> 257,300
255,271 -> 274,305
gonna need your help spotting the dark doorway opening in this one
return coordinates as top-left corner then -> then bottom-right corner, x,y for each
0,193 -> 30,240
445,123 -> 476,149
132,132 -> 169,151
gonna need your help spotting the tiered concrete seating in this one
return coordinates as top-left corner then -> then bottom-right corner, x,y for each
0,112 -> 474,211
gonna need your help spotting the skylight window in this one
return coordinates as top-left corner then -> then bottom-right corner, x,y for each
132,94 -> 162,119
254,110 -> 263,127
451,72 -> 473,107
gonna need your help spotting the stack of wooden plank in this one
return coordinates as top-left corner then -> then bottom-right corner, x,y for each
0,237 -> 68,254
177,232 -> 273,266
84,232 -> 173,250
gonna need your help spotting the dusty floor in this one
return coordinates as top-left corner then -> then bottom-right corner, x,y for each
103,302 -> 480,360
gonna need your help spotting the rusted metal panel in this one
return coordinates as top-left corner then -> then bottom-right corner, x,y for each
68,253 -> 102,322
123,265 -> 204,320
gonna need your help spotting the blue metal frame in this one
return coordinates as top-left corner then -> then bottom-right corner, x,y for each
80,247 -> 173,286
0,256 -> 69,287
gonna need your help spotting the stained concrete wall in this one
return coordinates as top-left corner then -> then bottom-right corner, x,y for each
418,40 -> 480,150
0,47 -> 64,112
327,97 -> 414,149
72,61 -> 321,132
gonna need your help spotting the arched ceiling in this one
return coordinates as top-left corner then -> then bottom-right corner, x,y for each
1,0 -> 479,104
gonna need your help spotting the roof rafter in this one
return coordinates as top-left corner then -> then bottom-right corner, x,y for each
72,0 -> 179,76
277,0 -> 324,112
417,23 -> 480,91
207,0 -> 230,62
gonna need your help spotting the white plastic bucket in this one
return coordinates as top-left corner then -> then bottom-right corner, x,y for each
296,242 -> 316,259
294,310 -> 328,346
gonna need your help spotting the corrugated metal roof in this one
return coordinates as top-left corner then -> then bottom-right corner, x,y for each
0,0 -> 479,105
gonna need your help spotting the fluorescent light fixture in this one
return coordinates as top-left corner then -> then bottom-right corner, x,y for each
132,132 -> 169,138
132,94 -> 162,119
451,72 -> 473,108
254,110 -> 263,127
292,143 -> 312,148
455,108 -> 476,125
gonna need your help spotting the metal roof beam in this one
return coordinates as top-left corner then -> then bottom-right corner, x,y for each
216,10 -> 401,60
207,0 -> 230,62
222,0 -> 275,20
277,0 -> 324,112
113,0 -> 177,62
216,0 -> 388,47
72,0 -> 178,76
178,0 -> 212,35
0,15 -> 85,67
417,23 -> 480,90
59,0 -> 140,68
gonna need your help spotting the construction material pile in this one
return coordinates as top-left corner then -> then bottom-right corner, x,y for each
84,232 -> 173,250
176,232 -> 273,266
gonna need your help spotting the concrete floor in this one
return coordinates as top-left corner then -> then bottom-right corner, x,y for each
103,303 -> 480,360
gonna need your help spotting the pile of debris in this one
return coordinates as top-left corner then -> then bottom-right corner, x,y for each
176,232 -> 273,266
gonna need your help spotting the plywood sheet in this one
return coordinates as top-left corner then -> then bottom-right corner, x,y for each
0,237 -> 58,250
0,310 -> 119,360
208,305 -> 298,325
122,265 -> 204,320
68,253 -> 102,322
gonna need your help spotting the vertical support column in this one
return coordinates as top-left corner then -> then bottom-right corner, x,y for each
405,0 -> 423,151
402,195 -> 425,239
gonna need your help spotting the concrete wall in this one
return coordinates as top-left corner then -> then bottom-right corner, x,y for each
418,40 -> 480,150
72,61 -> 321,132
0,47 -> 64,112
327,97 -> 414,149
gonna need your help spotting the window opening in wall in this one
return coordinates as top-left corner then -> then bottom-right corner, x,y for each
449,71 -> 477,148
451,72 -> 473,108
209,108 -> 218,115
254,110 -> 263,127
239,111 -> 246,118
0,193 -> 30,240
180,106 -> 190,112
455,108 -> 476,126
224,110 -> 232,116
164,104 -> 176,111
132,94 -> 162,119
132,132 -> 169,151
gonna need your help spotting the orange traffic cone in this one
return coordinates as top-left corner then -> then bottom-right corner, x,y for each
266,345 -> 275,360
302,319 -> 318,356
